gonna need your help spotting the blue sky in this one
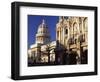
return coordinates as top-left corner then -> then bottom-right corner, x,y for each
28,15 -> 59,48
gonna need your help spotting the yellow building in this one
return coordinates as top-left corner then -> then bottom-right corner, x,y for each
56,16 -> 88,64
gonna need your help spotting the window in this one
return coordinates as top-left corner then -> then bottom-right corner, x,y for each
65,29 -> 68,34
74,39 -> 77,44
57,31 -> 59,38
73,22 -> 78,34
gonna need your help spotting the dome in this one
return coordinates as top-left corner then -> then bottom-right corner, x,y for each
36,19 -> 50,36
36,19 -> 51,44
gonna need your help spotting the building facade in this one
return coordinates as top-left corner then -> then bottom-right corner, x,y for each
28,20 -> 56,65
56,16 -> 88,64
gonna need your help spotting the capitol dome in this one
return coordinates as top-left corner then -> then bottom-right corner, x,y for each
37,19 -> 49,35
36,19 -> 50,44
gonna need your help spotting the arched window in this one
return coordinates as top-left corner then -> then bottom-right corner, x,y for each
57,31 -> 59,39
74,38 -> 77,44
73,22 -> 78,34
83,18 -> 88,42
65,29 -> 68,34
73,22 -> 78,41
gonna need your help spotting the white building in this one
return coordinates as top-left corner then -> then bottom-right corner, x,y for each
28,19 -> 56,63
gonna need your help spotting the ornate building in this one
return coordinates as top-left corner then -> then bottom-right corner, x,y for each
56,16 -> 88,64
28,20 -> 56,65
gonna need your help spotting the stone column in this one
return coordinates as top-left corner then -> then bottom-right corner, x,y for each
62,27 -> 65,45
82,18 -> 84,34
59,28 -> 61,43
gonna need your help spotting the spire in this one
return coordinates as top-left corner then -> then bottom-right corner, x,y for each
42,19 -> 45,24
